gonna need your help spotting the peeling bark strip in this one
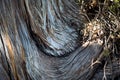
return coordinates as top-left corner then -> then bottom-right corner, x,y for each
0,0 -> 104,80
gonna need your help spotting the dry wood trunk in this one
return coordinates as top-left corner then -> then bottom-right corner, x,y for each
0,0 -> 119,80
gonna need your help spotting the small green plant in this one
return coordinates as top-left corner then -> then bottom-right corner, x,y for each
109,0 -> 120,16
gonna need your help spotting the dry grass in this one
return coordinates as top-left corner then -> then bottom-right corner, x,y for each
76,0 -> 120,57
76,0 -> 120,79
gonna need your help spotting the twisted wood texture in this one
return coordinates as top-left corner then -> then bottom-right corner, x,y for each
0,0 -> 119,80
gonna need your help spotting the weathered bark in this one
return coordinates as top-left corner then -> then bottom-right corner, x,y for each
25,0 -> 86,56
0,0 -> 119,80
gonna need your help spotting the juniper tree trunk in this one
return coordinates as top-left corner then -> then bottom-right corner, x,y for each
0,0 -> 104,80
